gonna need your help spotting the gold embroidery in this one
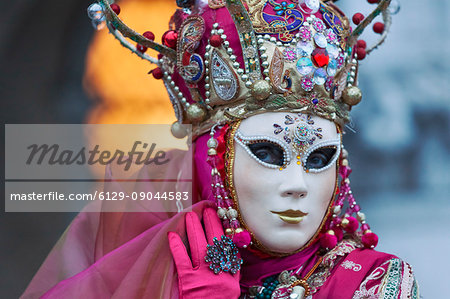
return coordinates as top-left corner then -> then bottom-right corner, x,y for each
244,0 -> 268,31
308,239 -> 361,294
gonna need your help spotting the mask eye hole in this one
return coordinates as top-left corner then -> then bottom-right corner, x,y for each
248,142 -> 285,167
234,130 -> 292,169
305,146 -> 337,171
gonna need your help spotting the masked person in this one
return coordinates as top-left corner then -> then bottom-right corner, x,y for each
23,0 -> 419,298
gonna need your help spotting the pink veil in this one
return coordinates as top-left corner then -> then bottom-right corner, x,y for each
22,134 -> 215,299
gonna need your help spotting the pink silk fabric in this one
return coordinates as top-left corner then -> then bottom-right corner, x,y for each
316,249 -> 396,298
22,147 -> 207,299
21,134 -> 217,299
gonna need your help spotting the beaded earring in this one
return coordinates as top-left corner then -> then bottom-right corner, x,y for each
206,125 -> 252,248
321,147 -> 379,250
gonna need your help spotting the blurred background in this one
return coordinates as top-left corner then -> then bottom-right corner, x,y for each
1,0 -> 449,297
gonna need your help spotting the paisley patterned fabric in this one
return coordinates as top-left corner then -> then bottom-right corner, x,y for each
304,242 -> 420,298
241,238 -> 420,299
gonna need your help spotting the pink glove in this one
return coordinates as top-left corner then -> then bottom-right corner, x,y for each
168,207 -> 241,299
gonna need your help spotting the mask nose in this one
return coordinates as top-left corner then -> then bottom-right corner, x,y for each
279,164 -> 308,199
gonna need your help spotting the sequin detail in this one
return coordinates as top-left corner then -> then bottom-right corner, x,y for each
314,33 -> 328,48
283,48 -> 298,62
313,68 -> 327,85
297,58 -> 314,76
299,25 -> 313,41
297,41 -> 314,57
312,19 -> 326,32
301,77 -> 315,91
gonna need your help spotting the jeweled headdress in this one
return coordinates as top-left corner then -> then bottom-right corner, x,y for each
88,0 -> 394,139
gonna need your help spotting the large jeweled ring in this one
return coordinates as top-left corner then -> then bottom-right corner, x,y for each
205,235 -> 243,274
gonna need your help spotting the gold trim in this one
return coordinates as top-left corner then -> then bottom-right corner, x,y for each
225,119 -> 342,257
225,0 -> 262,80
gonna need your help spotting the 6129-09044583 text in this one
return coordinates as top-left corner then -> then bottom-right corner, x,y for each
9,191 -> 190,201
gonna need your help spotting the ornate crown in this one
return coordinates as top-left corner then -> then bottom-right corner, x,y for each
88,0 -> 394,138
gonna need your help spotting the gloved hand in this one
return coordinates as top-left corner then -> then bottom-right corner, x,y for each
168,207 -> 241,299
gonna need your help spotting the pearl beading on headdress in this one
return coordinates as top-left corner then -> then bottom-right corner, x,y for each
91,0 -> 396,139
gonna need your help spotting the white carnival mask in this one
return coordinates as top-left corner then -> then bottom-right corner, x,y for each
232,112 -> 340,253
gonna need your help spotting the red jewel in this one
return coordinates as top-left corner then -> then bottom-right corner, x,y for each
136,44 -> 147,53
356,39 -> 367,49
373,22 -> 385,34
151,67 -> 163,79
162,30 -> 178,49
356,47 -> 366,60
367,0 -> 379,3
210,34 -> 223,47
110,4 -> 120,15
311,48 -> 330,67
352,13 -> 364,25
143,31 -> 155,41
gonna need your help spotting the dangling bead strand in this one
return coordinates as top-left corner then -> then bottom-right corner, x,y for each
206,126 -> 252,248
324,147 -> 379,250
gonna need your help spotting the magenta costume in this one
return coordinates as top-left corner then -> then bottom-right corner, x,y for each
23,137 -> 418,299
23,0 -> 419,298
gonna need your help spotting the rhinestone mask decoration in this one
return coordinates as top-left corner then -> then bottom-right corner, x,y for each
274,114 -> 323,155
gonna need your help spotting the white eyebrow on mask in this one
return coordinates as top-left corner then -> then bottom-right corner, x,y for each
301,136 -> 342,173
234,129 -> 292,169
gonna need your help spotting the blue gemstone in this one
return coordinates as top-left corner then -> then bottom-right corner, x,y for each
312,98 -> 319,105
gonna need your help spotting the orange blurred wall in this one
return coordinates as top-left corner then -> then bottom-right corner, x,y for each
84,0 -> 178,124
